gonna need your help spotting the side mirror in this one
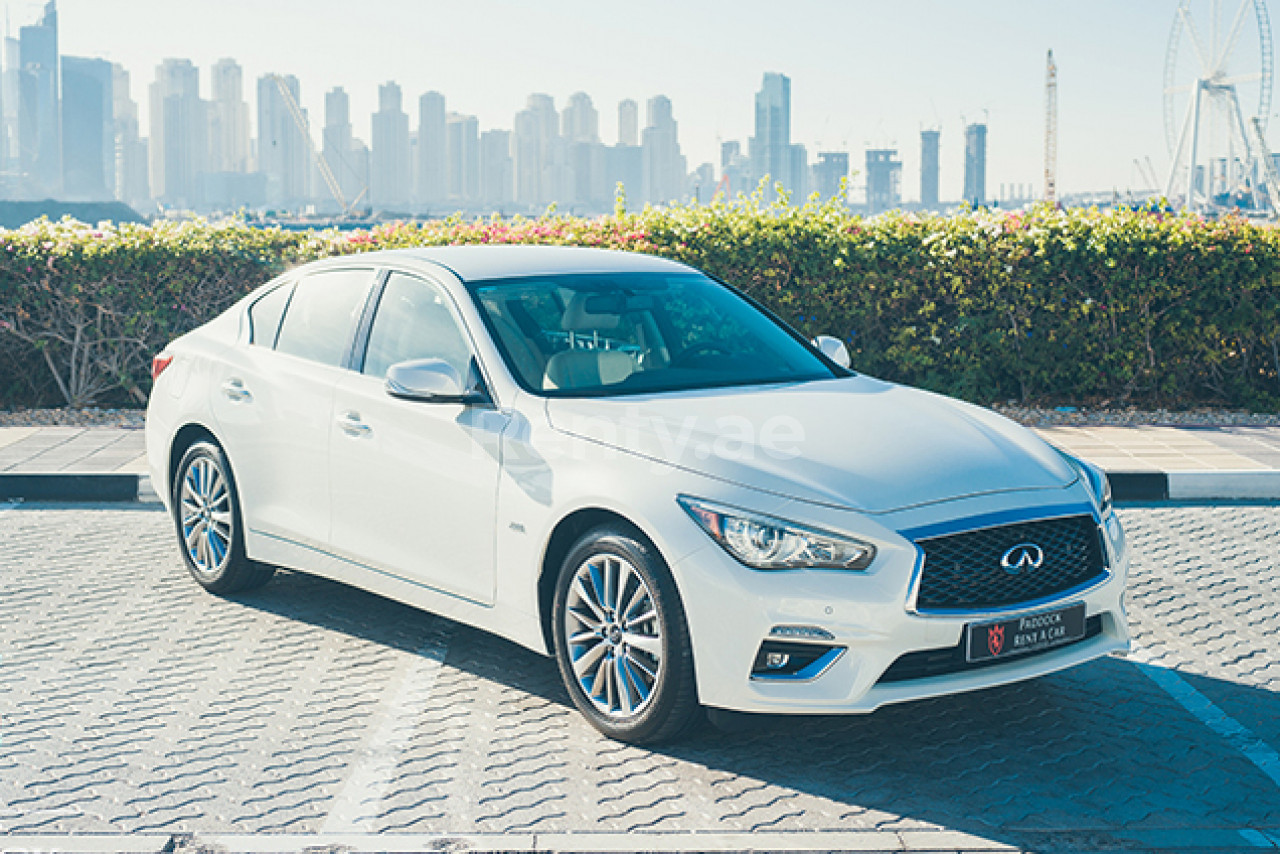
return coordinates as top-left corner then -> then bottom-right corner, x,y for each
813,335 -> 852,369
386,358 -> 489,405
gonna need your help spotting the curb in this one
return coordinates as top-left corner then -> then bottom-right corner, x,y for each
0,473 -> 157,503
2,471 -> 1280,504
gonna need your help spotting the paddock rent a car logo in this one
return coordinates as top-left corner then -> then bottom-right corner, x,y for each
1000,543 -> 1045,575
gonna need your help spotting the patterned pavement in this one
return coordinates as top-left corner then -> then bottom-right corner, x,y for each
0,503 -> 1277,852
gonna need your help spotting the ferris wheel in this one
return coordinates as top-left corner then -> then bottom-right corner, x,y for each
1163,0 -> 1276,212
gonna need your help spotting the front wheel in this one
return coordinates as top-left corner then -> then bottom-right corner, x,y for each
552,525 -> 701,743
172,440 -> 274,594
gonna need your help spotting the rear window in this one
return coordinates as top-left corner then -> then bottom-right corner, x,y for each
274,269 -> 376,368
248,281 -> 294,347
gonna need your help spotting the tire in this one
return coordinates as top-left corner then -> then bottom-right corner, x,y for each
172,440 -> 274,594
552,524 -> 701,743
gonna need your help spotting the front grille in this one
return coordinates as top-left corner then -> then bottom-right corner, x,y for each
914,514 -> 1107,612
877,615 -> 1103,684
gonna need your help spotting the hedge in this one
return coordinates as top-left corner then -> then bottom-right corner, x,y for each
2,192 -> 1280,410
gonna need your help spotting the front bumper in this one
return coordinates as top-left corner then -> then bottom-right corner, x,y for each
666,492 -> 1130,715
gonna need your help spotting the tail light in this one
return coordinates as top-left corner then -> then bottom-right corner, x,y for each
151,351 -> 174,381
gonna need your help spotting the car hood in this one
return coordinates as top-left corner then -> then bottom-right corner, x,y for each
544,376 -> 1077,514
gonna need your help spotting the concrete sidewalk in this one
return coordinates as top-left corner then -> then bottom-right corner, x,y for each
3,423 -> 1280,501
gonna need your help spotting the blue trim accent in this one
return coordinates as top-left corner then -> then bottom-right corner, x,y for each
898,502 -> 1097,543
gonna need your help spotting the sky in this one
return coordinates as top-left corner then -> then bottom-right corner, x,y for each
17,0 -> 1280,201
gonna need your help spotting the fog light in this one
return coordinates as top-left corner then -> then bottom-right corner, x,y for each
751,640 -> 845,680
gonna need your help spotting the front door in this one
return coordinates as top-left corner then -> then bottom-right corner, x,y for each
329,271 -> 504,604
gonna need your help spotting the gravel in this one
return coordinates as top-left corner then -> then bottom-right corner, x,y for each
2,405 -> 1279,430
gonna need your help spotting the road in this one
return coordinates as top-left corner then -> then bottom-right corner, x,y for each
0,503 -> 1278,853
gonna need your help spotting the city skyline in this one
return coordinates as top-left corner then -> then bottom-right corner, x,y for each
21,0 -> 1237,202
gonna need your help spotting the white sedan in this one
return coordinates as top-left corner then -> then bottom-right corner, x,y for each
146,246 -> 1129,743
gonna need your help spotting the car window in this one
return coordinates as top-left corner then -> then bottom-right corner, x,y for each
248,281 -> 294,347
472,272 -> 835,396
362,272 -> 473,380
274,269 -> 375,368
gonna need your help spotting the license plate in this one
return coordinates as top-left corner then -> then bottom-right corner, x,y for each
966,603 -> 1087,663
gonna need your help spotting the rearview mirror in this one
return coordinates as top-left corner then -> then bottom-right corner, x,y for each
386,358 -> 489,405
813,335 -> 852,369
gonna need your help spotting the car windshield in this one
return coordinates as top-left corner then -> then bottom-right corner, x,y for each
470,272 -> 839,396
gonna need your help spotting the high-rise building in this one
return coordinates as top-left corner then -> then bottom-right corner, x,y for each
865,148 -> 902,213
689,162 -> 715,204
371,81 -> 410,209
641,94 -> 684,205
445,112 -> 478,203
60,56 -> 113,199
322,87 -> 366,210
112,64 -> 149,207
151,59 -> 206,207
617,99 -> 638,147
789,143 -> 808,200
720,140 -> 750,197
513,93 -> 563,208
813,151 -> 849,202
19,0 -> 61,198
964,122 -> 987,206
256,73 -> 309,208
1,33 -> 21,181
479,129 -> 512,206
209,59 -> 250,173
920,128 -> 940,210
749,72 -> 792,200
605,143 -> 642,210
417,91 -> 447,207
561,92 -> 598,143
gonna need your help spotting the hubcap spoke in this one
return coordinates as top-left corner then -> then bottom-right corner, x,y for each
564,552 -> 664,719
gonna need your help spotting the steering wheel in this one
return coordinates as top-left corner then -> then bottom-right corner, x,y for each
670,342 -> 730,368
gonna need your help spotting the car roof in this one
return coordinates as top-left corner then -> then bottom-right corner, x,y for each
331,245 -> 695,283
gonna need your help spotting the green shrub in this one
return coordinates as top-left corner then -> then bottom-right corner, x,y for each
2,197 -> 1280,410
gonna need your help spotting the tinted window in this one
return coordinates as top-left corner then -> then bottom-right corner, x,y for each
248,281 -> 293,347
471,273 -> 836,396
275,269 -> 374,368
362,273 -> 473,379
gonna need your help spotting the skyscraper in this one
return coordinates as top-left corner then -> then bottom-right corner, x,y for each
445,112 -> 478,203
256,73 -> 309,208
417,91 -> 447,207
641,95 -> 685,205
19,0 -> 61,198
865,149 -> 902,213
209,59 -> 250,173
151,59 -> 206,207
323,87 -> 366,210
60,56 -> 113,199
1,33 -> 21,180
513,93 -> 562,208
749,72 -> 792,199
720,140 -> 750,197
112,64 -> 149,207
371,81 -> 410,209
561,92 -> 598,143
617,99 -> 638,147
813,151 -> 849,202
920,128 -> 940,210
964,122 -> 987,206
479,129 -> 512,206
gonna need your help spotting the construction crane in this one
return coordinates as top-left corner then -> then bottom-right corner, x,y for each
267,74 -> 365,216
1044,50 -> 1057,204
1248,116 -> 1280,219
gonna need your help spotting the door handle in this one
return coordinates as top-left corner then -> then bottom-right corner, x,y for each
221,378 -> 252,402
338,411 -> 372,437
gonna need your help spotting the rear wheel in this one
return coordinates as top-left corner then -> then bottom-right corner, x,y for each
552,525 -> 701,743
173,441 -> 274,594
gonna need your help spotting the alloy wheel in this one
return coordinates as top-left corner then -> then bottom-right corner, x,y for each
179,455 -> 234,577
563,553 -> 664,718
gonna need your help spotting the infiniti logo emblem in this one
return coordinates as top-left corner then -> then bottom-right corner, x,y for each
1000,543 -> 1045,574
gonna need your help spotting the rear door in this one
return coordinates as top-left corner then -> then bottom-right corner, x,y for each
212,267 -> 378,548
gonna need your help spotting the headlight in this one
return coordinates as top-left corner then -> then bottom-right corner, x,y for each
1057,450 -> 1112,514
678,496 -> 876,570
